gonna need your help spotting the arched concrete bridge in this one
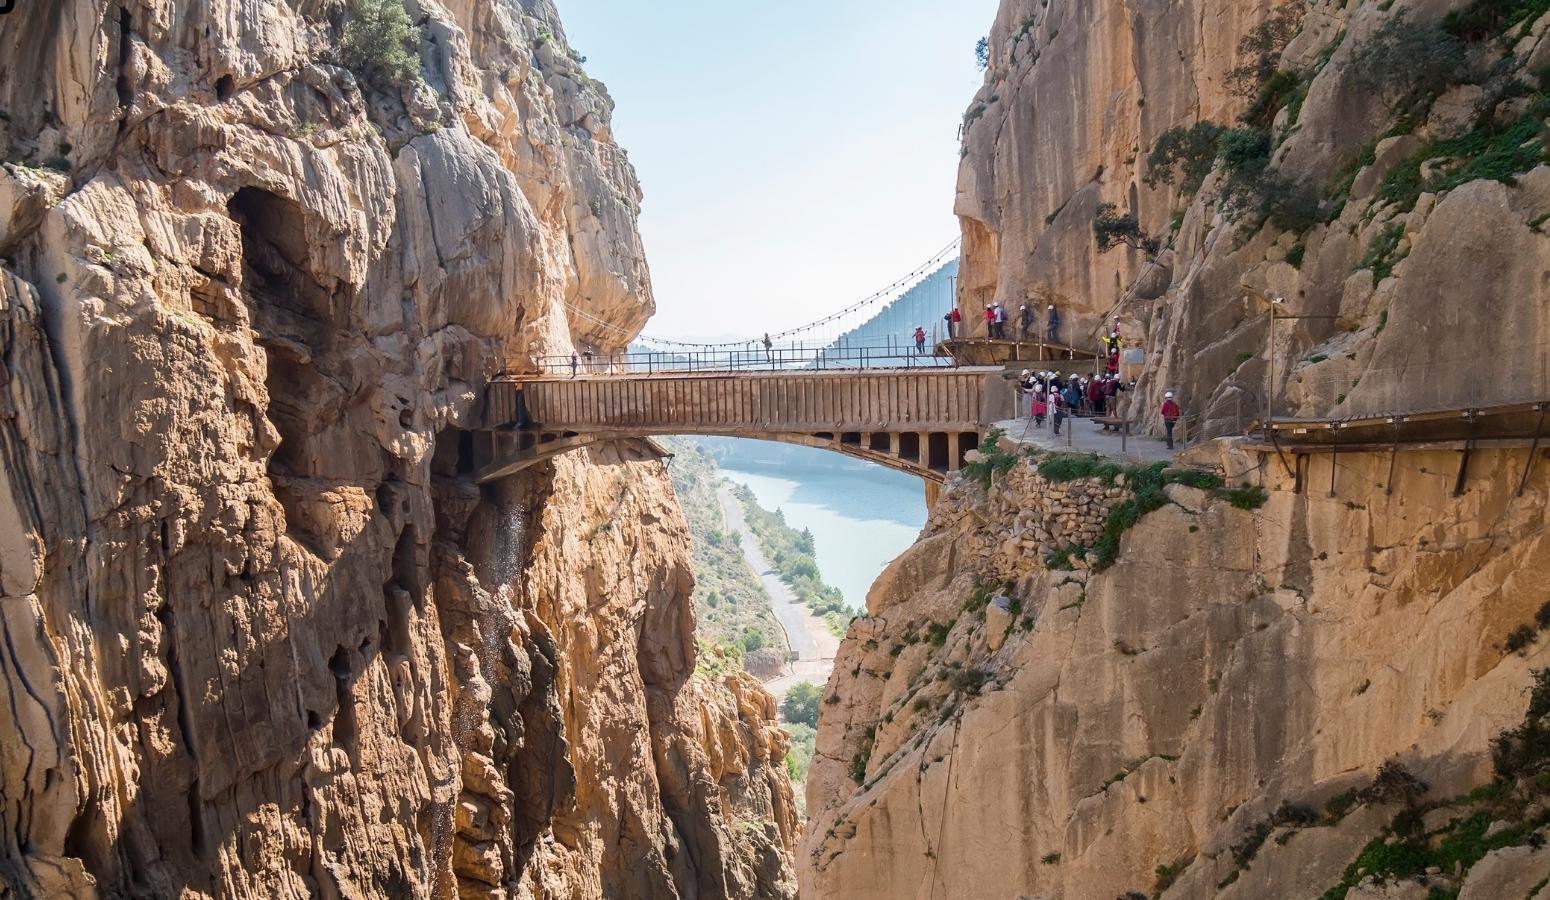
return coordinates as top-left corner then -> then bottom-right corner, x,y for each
471,367 -> 1016,488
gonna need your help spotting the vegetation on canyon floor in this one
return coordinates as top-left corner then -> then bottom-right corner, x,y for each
734,484 -> 854,638
661,439 -> 786,670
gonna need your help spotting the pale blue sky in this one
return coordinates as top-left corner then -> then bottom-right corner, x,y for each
558,0 -> 999,340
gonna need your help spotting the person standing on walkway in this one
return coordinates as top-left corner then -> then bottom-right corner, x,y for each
914,326 -> 927,354
1063,379 -> 1084,420
944,310 -> 955,339
951,307 -> 962,338
1032,387 -> 1048,426
762,333 -> 773,364
1161,391 -> 1182,450
995,303 -> 1009,339
1046,304 -> 1060,346
1087,377 -> 1106,416
569,353 -> 579,378
1019,304 -> 1033,340
1051,385 -> 1066,435
983,304 -> 995,338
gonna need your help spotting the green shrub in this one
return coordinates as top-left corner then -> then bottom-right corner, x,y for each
1348,16 -> 1467,113
1242,70 -> 1304,128
848,726 -> 876,784
1444,0 -> 1550,40
341,0 -> 421,90
1357,222 -> 1407,281
1226,1 -> 1307,100
1376,106 -> 1550,217
1507,624 -> 1540,654
961,427 -> 1021,489
975,36 -> 990,70
1145,121 -> 1226,194
1217,127 -> 1320,232
1217,485 -> 1270,510
1093,202 -> 1160,256
782,681 -> 823,727
1039,453 -> 1124,484
952,668 -> 993,696
926,622 -> 951,647
1285,243 -> 1305,268
1154,855 -> 1194,893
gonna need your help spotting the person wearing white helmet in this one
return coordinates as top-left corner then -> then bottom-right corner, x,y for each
1046,303 -> 1060,346
1019,304 -> 1033,339
1161,390 -> 1182,450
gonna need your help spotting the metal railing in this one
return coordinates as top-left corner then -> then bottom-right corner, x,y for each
504,340 -> 960,378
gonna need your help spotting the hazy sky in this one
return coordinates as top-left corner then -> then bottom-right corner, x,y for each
559,0 -> 999,341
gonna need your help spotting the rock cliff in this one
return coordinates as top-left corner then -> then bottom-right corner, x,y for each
955,0 -> 1550,434
802,1 -> 1550,895
803,440 -> 1550,898
0,1 -> 795,898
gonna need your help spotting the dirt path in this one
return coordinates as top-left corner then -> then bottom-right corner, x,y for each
718,484 -> 837,700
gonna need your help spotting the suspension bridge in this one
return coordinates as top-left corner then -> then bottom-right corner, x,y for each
462,240 -> 1046,491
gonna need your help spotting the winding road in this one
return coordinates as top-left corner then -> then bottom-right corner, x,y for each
717,484 -> 838,699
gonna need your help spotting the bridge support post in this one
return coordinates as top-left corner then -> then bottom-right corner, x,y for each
1517,404 -> 1547,497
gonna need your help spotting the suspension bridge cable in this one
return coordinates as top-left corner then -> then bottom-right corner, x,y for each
558,237 -> 962,349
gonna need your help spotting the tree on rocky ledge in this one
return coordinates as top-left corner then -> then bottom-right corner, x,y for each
1093,202 -> 1160,257
341,0 -> 421,90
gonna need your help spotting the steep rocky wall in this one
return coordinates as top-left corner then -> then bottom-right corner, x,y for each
0,1 -> 795,898
801,441 -> 1550,898
957,0 -> 1550,435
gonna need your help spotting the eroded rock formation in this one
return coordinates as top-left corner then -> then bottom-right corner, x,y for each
801,1 -> 1550,895
956,0 -> 1550,434
803,441 -> 1550,898
0,2 -> 795,897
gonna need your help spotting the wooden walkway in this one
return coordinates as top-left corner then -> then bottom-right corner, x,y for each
1246,400 -> 1550,497
473,367 -> 1015,484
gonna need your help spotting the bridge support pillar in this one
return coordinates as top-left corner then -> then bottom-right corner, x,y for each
947,432 -> 962,473
925,480 -> 941,511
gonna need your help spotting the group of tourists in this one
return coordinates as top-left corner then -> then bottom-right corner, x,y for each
941,302 -> 1066,345
976,302 -> 1065,342
1018,371 -> 1131,433
1016,370 -> 1184,449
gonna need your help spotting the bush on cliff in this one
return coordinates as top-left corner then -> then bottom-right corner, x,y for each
342,0 -> 421,90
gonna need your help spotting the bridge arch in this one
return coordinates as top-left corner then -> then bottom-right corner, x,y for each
471,367 -> 1016,487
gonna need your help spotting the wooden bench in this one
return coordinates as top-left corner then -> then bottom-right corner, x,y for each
1093,417 -> 1130,433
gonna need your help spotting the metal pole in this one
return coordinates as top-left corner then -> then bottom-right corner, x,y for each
1517,404 -> 1547,497
1266,305 -> 1275,426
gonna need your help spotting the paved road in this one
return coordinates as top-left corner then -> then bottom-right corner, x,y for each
717,484 -> 838,700
994,415 -> 1178,463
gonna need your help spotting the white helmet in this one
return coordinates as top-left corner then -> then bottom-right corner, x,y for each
1021,369 -> 1031,376
1165,391 -> 1175,398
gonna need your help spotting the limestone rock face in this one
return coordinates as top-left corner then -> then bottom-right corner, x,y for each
802,444 -> 1550,898
956,0 -> 1550,437
0,2 -> 792,898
